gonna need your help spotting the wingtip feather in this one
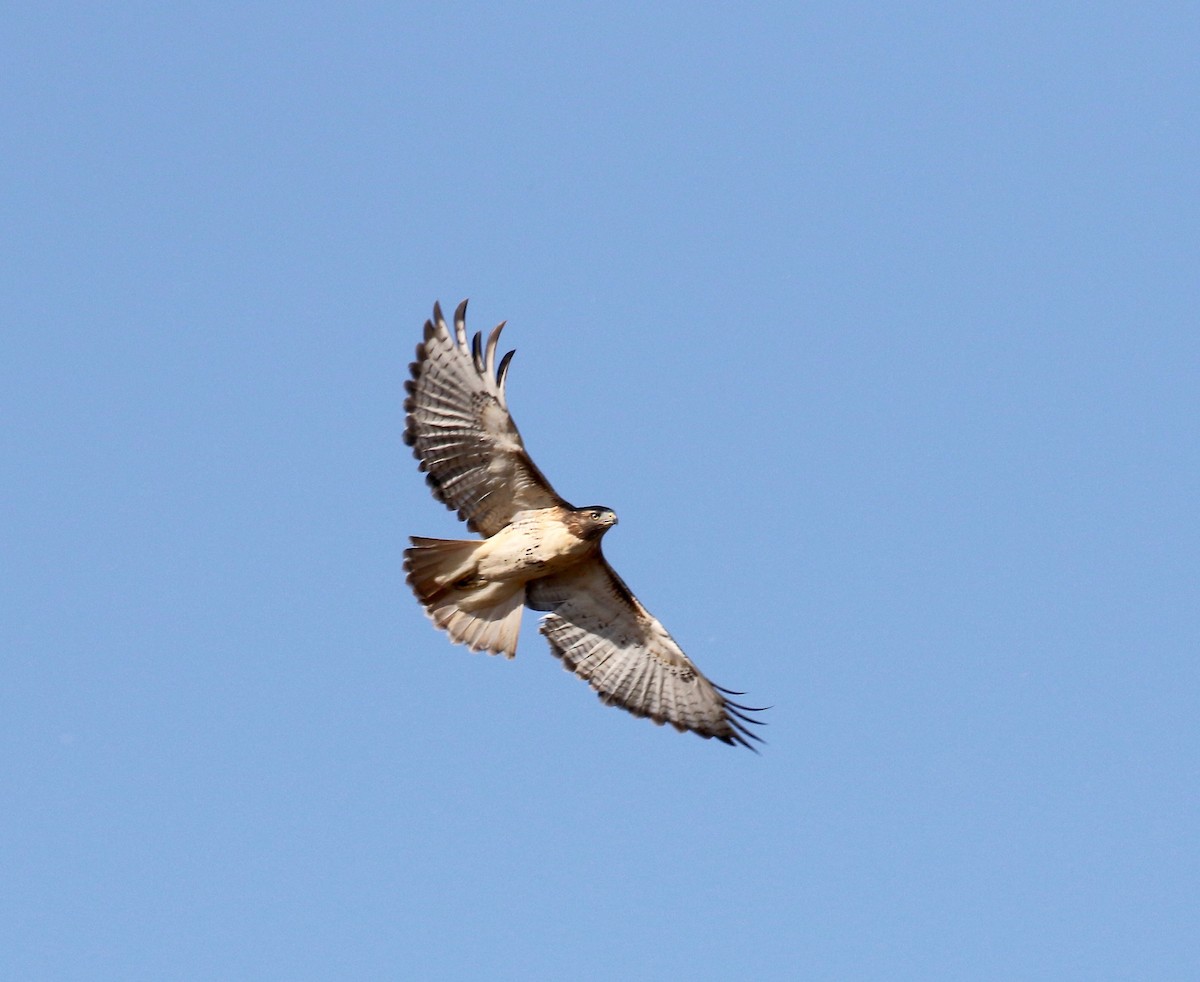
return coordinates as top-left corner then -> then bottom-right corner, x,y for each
453,299 -> 469,349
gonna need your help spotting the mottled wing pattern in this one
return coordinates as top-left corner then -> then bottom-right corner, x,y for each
404,301 -> 566,535
527,557 -> 765,749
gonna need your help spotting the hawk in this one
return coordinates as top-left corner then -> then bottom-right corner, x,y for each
403,301 -> 764,749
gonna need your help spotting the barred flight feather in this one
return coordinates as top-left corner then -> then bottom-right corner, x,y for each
405,301 -> 766,749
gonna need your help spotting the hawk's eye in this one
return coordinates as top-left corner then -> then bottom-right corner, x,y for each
591,510 -> 602,519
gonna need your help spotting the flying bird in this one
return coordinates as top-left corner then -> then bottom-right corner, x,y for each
403,301 -> 764,749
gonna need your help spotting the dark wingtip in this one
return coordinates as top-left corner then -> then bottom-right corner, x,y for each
714,683 -> 771,715
708,683 -> 769,750
497,348 -> 516,388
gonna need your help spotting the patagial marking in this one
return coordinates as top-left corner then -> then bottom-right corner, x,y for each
402,300 -> 765,749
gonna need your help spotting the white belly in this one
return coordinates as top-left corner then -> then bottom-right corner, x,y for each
475,510 -> 592,583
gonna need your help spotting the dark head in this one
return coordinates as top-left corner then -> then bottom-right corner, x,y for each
567,505 -> 618,541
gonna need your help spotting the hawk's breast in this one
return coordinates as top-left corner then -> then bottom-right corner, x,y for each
475,508 -> 596,582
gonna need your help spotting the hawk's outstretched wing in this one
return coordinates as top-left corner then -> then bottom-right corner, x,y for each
404,301 -> 565,535
527,557 -> 766,749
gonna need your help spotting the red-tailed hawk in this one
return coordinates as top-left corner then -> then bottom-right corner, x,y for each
403,301 -> 765,749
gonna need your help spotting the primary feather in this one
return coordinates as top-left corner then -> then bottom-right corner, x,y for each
404,301 -> 765,748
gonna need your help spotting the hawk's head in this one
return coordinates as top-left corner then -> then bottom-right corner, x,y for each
568,505 -> 618,541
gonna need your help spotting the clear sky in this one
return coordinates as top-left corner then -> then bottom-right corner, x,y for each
3,4 -> 1197,980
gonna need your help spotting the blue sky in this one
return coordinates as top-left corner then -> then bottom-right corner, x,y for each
3,3 -> 1197,979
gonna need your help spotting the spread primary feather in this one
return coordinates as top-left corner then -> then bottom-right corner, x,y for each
403,300 -> 765,749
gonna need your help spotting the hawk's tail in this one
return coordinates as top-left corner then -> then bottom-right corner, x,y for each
404,536 -> 525,658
